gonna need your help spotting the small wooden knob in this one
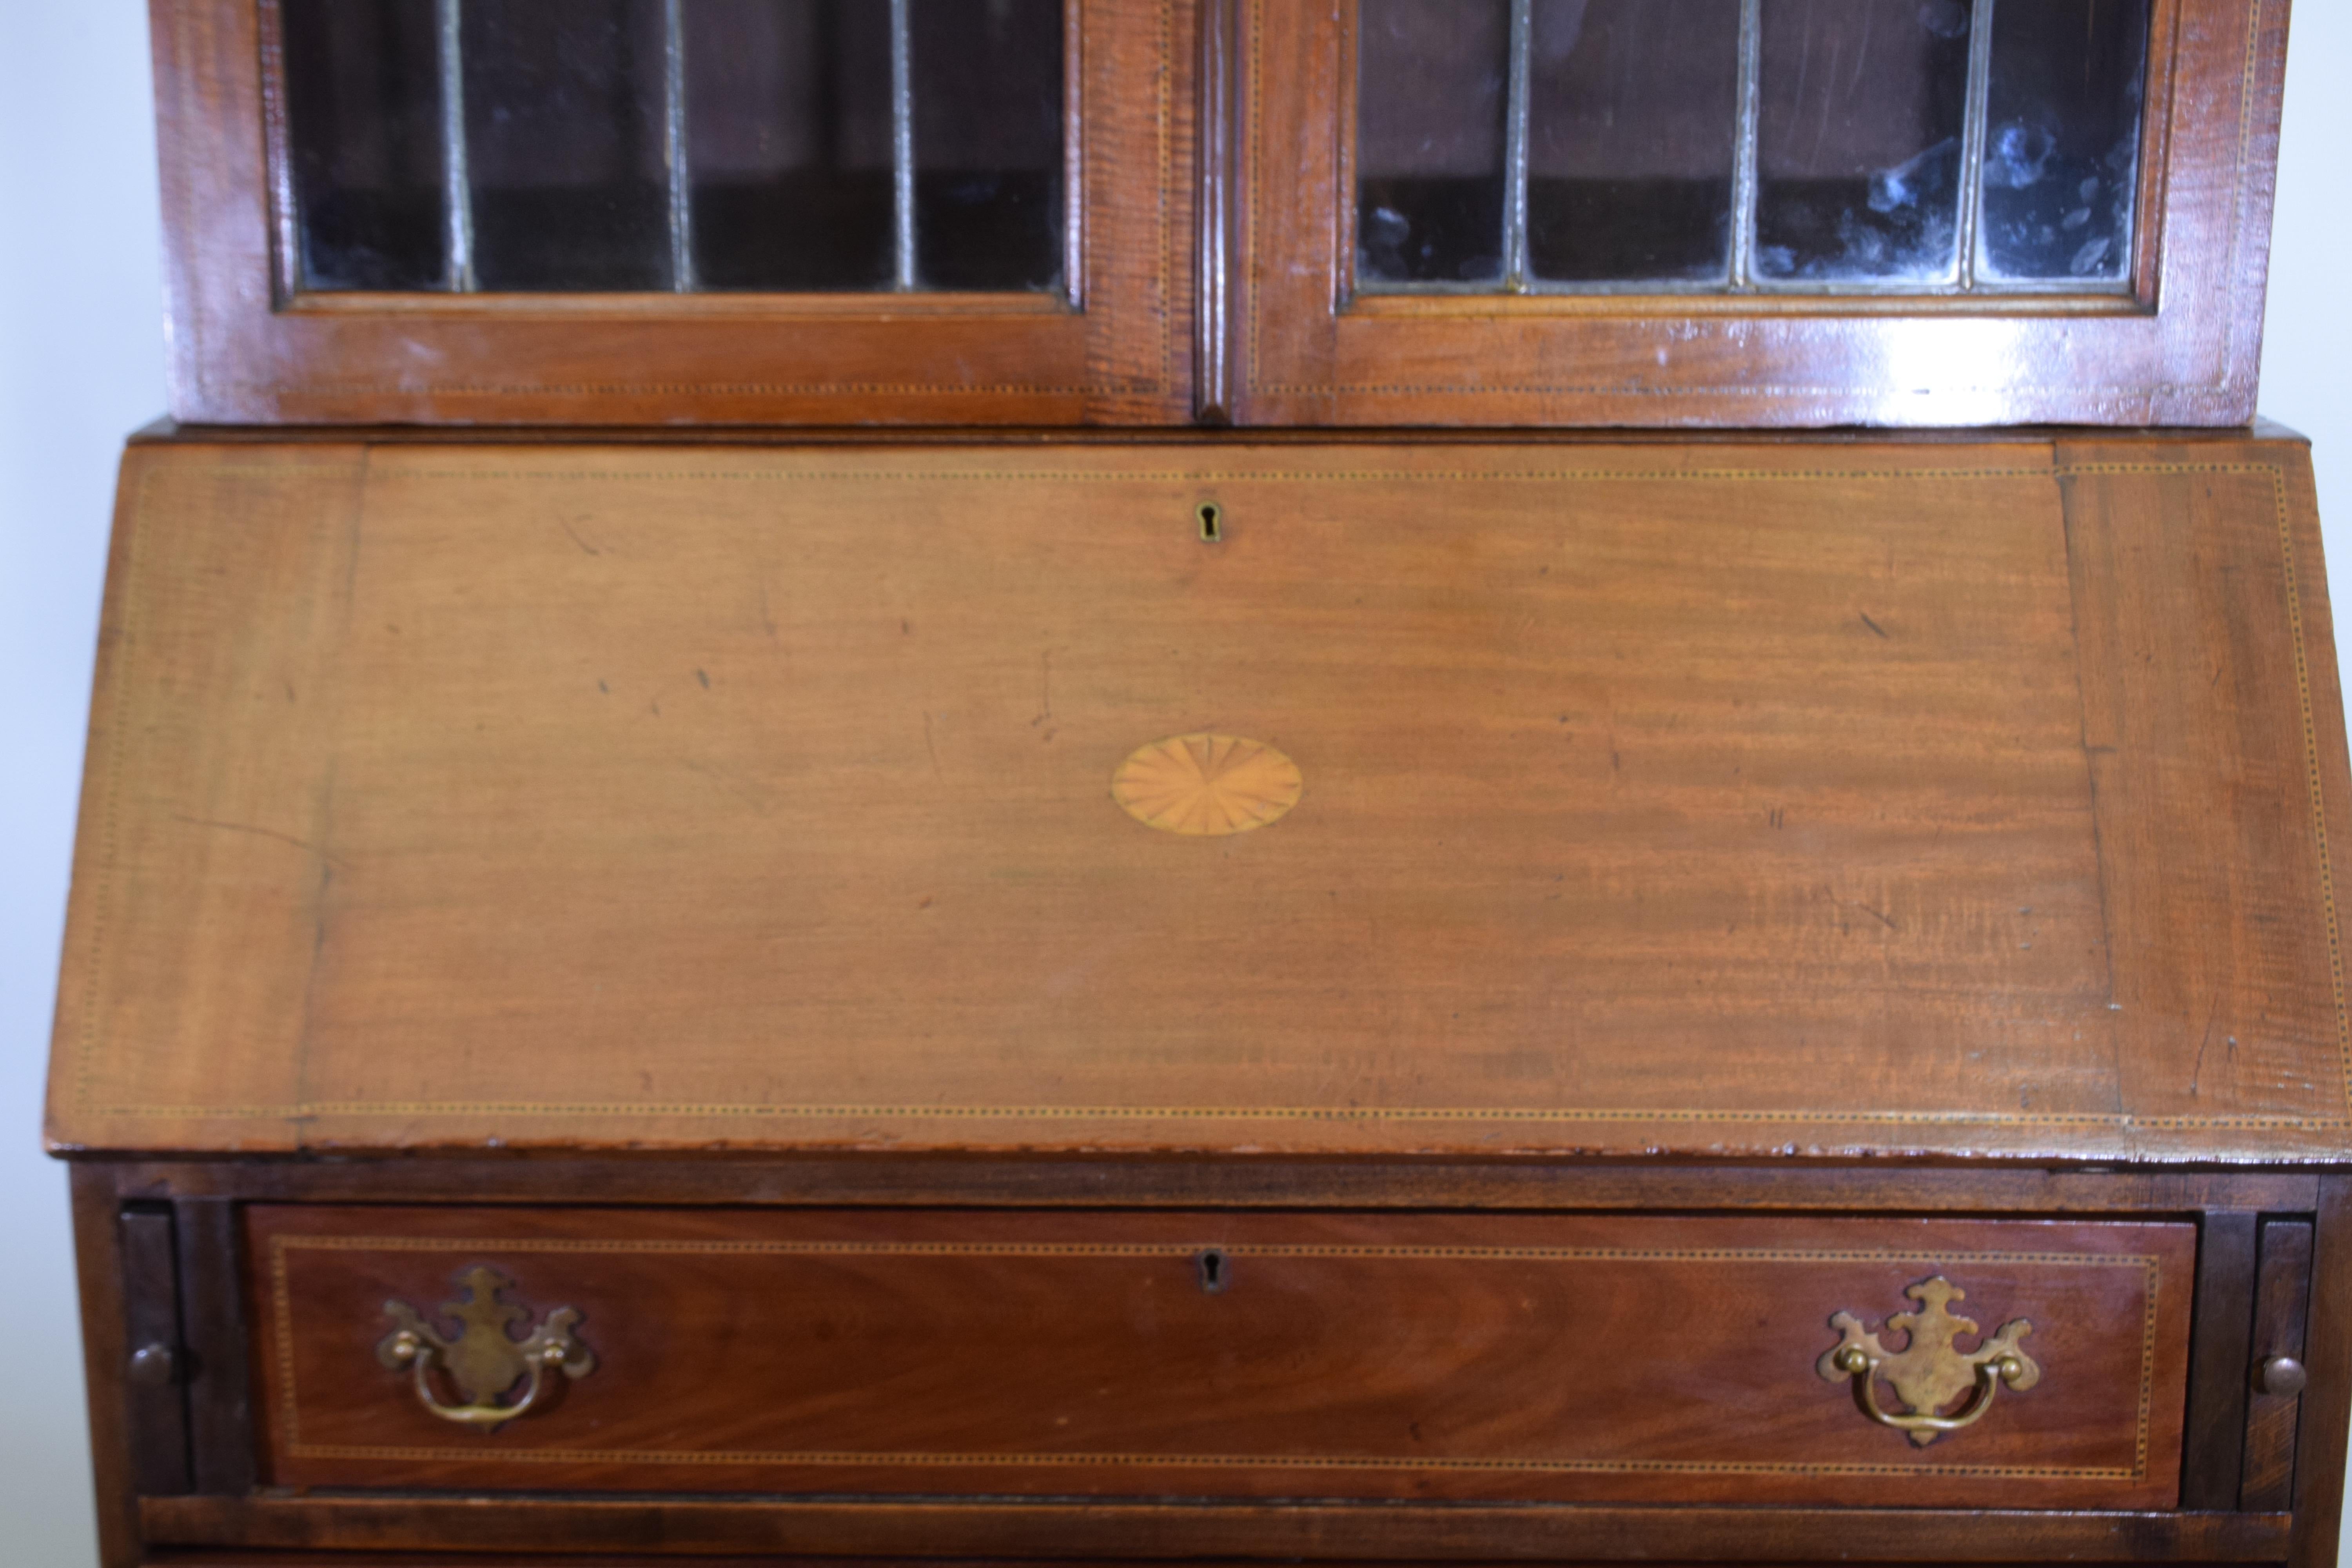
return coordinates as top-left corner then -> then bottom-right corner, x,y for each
127,1343 -> 178,1388
2256,1356 -> 2308,1397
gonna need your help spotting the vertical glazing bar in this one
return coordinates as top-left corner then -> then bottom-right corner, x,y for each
1502,0 -> 1533,290
1729,0 -> 1761,288
437,0 -> 475,290
1955,0 -> 1996,289
890,0 -> 917,290
663,0 -> 693,291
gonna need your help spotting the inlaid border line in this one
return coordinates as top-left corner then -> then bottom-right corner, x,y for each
271,1235 -> 2160,1484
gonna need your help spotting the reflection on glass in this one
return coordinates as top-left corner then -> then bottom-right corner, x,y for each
1526,0 -> 1740,284
913,0 -> 1064,291
686,0 -> 893,290
1357,0 -> 1509,287
464,0 -> 673,291
1755,0 -> 1971,284
1979,0 -> 2147,282
283,0 -> 448,291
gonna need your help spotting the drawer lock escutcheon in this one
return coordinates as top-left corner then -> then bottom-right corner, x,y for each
377,1265 -> 596,1429
1817,1276 -> 2039,1446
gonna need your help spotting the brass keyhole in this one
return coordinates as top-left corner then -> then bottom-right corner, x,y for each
1196,502 -> 1223,542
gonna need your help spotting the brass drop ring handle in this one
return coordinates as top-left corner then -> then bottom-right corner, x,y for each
1829,1342 -> 2034,1437
1817,1276 -> 2040,1447
376,1265 -> 595,1430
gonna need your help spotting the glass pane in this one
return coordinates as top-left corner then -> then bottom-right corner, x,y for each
1755,0 -> 1971,284
282,0 -> 447,291
686,0 -> 893,290
912,0 -> 1064,292
1356,0 -> 1509,287
1978,0 -> 2148,283
1526,0 -> 1740,285
464,0 -> 672,291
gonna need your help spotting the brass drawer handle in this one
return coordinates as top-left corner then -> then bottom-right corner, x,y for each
376,1265 -> 596,1429
1817,1276 -> 2039,1446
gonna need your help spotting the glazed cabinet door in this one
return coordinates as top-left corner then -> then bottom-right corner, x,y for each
1222,0 -> 2287,426
154,0 -> 1192,423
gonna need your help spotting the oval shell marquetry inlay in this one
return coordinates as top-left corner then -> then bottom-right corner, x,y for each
1112,734 -> 1303,837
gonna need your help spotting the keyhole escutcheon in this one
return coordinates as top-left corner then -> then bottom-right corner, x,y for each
1197,1248 -> 1230,1293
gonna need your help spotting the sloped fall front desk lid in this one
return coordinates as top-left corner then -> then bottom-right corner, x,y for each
45,437 -> 2352,1161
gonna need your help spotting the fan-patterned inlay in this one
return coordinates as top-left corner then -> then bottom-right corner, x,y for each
1112,734 -> 1303,837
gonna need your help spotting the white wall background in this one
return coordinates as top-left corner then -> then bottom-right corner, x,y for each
0,4 -> 2346,1563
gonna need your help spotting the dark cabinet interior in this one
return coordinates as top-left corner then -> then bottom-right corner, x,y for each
1354,0 -> 2149,296
280,0 -> 1068,297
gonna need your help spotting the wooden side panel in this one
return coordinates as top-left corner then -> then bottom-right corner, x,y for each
1234,0 -> 2287,426
245,1207 -> 2194,1512
150,0 -> 1192,425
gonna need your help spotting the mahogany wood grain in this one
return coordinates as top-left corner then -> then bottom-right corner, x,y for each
2242,1218 -> 2315,1510
46,436 -> 2352,1163
244,1207 -> 2190,1510
118,1209 -> 190,1499
2055,439 -> 2352,1141
130,419 -> 2319,451
165,1560 -> 2219,1568
137,1495 -> 2291,1563
129,1561 -> 2277,1568
2182,1210 -> 2258,1508
165,1560 -> 2280,1568
82,1155 -> 2326,1216
150,0 -> 1192,426
165,1560 -> 2194,1568
70,1166 -> 142,1568
2288,1177 -> 2352,1568
1232,0 -> 2287,427
151,0 -> 2293,429
172,1198 -> 255,1496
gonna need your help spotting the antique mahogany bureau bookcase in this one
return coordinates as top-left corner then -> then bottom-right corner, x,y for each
47,2 -> 2352,1565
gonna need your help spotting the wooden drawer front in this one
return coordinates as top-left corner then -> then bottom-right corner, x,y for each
249,1208 -> 2192,1509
